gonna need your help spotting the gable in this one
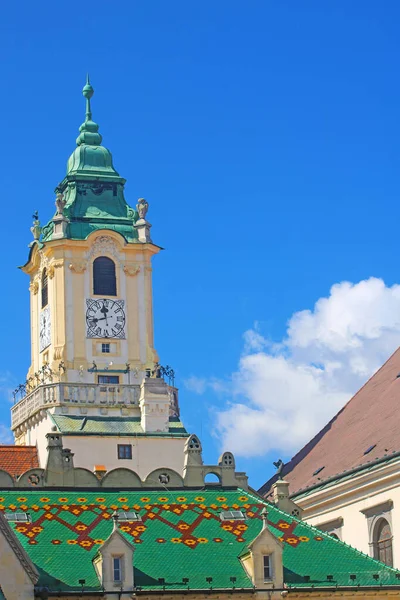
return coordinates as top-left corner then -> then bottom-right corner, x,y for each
0,512 -> 38,599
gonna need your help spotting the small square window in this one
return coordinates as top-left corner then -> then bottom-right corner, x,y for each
102,343 -> 110,353
118,444 -> 132,460
98,375 -> 119,392
263,555 -> 272,580
98,375 -> 119,385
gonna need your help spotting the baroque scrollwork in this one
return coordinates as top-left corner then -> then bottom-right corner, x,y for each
86,235 -> 122,265
30,280 -> 39,295
39,251 -> 49,275
53,346 -> 65,360
69,261 -> 87,274
123,263 -> 141,276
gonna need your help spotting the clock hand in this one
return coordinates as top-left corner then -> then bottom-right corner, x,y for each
89,316 -> 108,325
100,305 -> 109,326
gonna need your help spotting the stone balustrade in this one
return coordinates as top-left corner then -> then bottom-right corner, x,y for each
11,382 -> 141,430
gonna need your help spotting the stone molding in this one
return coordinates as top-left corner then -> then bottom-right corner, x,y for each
360,500 -> 393,518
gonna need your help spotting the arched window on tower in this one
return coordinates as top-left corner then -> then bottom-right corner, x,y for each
41,269 -> 48,308
93,256 -> 117,296
373,518 -> 393,566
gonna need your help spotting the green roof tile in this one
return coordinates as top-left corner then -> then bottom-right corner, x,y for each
50,415 -> 188,437
0,489 -> 398,592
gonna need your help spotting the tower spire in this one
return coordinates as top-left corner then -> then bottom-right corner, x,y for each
83,73 -> 93,121
76,75 -> 103,147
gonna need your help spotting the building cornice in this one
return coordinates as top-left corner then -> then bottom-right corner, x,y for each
294,455 -> 400,516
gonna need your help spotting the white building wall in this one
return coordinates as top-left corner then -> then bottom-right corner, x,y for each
297,460 -> 400,568
26,413 -> 53,467
21,410 -> 187,480
64,435 -> 187,479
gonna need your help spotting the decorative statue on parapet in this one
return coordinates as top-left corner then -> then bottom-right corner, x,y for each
273,458 -> 285,480
30,211 -> 42,243
55,191 -> 66,216
151,362 -> 162,378
136,198 -> 149,221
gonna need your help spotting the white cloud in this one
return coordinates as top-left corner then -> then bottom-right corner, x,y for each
184,376 -> 208,395
210,277 -> 400,458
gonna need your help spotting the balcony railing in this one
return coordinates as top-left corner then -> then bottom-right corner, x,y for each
11,382 -> 141,430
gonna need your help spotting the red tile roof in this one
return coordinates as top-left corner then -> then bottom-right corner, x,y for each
259,347 -> 400,498
0,446 -> 39,478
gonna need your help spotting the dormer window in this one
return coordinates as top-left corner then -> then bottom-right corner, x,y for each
5,512 -> 31,523
263,555 -> 272,581
113,556 -> 123,583
93,256 -> 117,296
220,510 -> 246,521
41,269 -> 48,308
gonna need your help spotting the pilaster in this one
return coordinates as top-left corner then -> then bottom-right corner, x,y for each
139,377 -> 170,433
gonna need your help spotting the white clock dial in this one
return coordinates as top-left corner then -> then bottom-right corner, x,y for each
39,306 -> 51,352
86,299 -> 126,339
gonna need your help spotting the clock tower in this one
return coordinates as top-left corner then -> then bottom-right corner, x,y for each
12,78 -> 187,477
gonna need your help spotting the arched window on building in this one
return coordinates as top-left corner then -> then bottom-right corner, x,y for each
93,256 -> 117,296
41,269 -> 48,308
373,518 -> 393,567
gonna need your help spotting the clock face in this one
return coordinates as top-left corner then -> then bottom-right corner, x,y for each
39,306 -> 51,352
86,299 -> 126,339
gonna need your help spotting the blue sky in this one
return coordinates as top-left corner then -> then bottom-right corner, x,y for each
2,1 -> 400,488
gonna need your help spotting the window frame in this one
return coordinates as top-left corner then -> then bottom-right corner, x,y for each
41,269 -> 48,308
101,343 -> 111,353
98,375 -> 119,385
263,555 -> 272,581
93,256 -> 117,297
118,444 -> 132,460
112,556 -> 123,583
361,501 -> 393,566
373,518 -> 393,567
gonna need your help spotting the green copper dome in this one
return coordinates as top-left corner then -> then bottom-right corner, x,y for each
66,75 -> 119,178
38,77 -> 140,244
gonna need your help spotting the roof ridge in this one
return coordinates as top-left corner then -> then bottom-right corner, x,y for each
0,445 -> 37,449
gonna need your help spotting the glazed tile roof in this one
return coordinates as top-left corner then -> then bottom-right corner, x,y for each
1,488 -> 399,592
259,347 -> 400,497
0,446 -> 38,478
50,415 -> 188,437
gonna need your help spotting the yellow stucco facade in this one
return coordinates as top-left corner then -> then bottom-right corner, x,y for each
23,229 -> 160,385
